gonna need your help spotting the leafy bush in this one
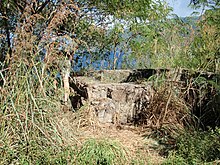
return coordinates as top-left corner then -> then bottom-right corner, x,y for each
164,128 -> 220,164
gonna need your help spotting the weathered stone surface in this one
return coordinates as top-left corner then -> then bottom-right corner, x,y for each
71,77 -> 154,123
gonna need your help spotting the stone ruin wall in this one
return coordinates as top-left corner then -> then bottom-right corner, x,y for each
69,69 -> 220,127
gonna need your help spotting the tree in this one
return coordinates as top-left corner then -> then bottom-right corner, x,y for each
187,0 -> 220,72
188,8 -> 220,72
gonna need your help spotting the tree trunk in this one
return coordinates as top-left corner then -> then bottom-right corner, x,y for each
61,59 -> 71,104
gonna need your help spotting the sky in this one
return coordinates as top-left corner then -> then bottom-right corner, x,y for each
166,0 -> 204,17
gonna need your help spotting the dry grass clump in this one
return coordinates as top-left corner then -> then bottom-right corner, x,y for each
124,75 -> 199,158
137,87 -> 189,126
150,85 -> 190,129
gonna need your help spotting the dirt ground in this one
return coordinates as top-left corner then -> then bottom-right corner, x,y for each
56,109 -> 165,164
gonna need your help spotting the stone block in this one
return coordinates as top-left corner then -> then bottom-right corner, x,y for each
73,77 -> 154,124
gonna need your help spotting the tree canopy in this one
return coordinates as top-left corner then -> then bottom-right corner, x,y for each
0,0 -> 219,71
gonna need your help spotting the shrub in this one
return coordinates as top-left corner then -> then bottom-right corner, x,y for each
164,128 -> 220,164
76,138 -> 127,165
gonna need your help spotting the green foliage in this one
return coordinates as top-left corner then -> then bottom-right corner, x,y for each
163,153 -> 187,165
1,141 -> 75,165
119,16 -> 197,69
163,128 -> 220,164
0,0 -> 219,71
189,8 -> 220,72
79,0 -> 170,20
76,138 -> 127,165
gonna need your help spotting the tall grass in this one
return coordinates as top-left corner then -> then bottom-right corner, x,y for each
0,2 -> 78,163
0,57 -> 73,164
